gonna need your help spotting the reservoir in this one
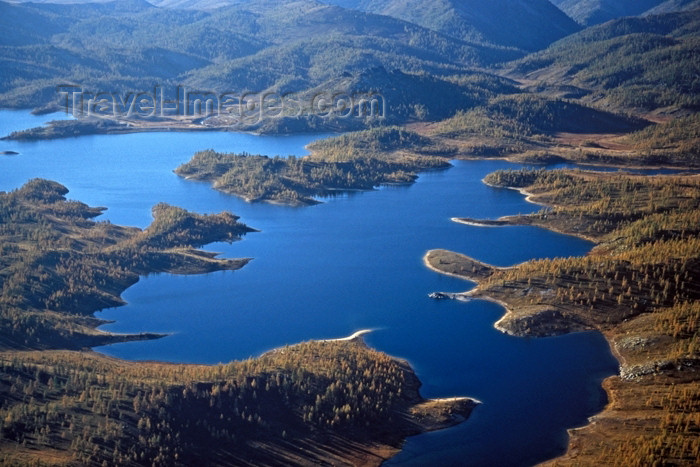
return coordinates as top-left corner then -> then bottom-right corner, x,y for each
0,110 -> 619,466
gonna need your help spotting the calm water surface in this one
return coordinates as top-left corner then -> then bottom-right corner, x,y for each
0,111 -> 619,466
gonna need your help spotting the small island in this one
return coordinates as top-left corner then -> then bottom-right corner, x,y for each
174,126 -> 453,205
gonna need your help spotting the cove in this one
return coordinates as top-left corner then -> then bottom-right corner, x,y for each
0,110 -> 619,466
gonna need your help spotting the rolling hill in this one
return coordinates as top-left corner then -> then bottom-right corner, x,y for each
508,9 -> 700,112
644,0 -> 700,15
320,0 -> 581,51
551,0 -> 667,26
0,0 -> 516,121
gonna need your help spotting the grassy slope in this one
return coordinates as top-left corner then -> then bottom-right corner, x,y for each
425,169 -> 700,464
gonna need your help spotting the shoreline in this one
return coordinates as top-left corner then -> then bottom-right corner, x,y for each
3,112 -> 699,173
446,153 -> 700,172
451,217 -> 509,227
0,182 -> 256,352
460,179 -> 604,243
482,178 -> 540,205
0,114 -> 342,142
422,251 -> 528,336
322,331 -> 482,436
451,215 -> 600,243
421,172 -> 628,460
3,115 -> 695,464
322,329 -> 375,342
422,252 -> 481,283
422,168 -> 700,464
0,331 -> 478,467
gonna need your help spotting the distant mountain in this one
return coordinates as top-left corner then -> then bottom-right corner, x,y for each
148,0 -> 239,8
644,0 -> 700,15
9,0 -> 580,53
320,0 -> 581,51
182,9 -> 516,92
509,9 -> 700,111
11,0 -> 156,10
0,0 -> 518,124
247,66 -> 520,133
550,0 -> 667,26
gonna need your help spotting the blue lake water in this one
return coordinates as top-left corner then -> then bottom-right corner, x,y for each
0,111 -> 619,466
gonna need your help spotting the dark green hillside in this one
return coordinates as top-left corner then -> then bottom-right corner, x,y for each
182,33 -> 491,93
307,126 -> 453,159
0,0 -> 515,126
432,94 -> 646,149
645,0 -> 700,15
0,2 -> 71,46
170,1 -> 521,91
231,67 -> 515,134
150,0 -> 580,51
321,0 -> 581,51
551,0 -> 667,26
479,95 -> 646,134
510,9 -> 700,111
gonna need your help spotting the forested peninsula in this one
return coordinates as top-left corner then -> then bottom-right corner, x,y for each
425,168 -> 700,464
0,179 -> 254,350
0,179 -> 475,466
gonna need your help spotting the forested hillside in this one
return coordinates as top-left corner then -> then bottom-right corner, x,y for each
645,0 -> 700,15
3,0 -> 699,138
551,0 -> 667,26
509,9 -> 700,111
2,0 -> 700,465
320,0 -> 581,51
0,0 -> 516,115
0,179 -> 253,350
0,336 -> 475,465
426,169 -> 700,464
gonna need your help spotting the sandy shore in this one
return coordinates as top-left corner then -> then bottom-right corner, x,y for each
422,250 -> 525,335
451,217 -> 506,227
422,252 -> 480,282
322,329 -> 374,342
482,178 -> 539,204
